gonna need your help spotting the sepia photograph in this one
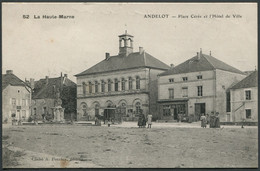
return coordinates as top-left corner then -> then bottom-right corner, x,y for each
2,2 -> 258,168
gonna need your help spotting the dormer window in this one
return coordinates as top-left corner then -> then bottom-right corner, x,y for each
169,78 -> 174,83
182,77 -> 188,81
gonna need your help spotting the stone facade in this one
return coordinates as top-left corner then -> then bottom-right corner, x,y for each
2,71 -> 31,123
76,32 -> 170,121
76,68 -> 164,120
158,52 -> 246,122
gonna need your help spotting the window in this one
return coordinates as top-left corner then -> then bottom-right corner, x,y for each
43,107 -> 47,114
169,88 -> 174,99
226,91 -> 231,112
95,81 -> 98,93
197,86 -> 203,96
169,78 -> 174,83
128,77 -> 133,90
135,102 -> 141,114
182,87 -> 188,97
246,109 -> 251,119
95,104 -> 99,116
108,79 -> 112,92
114,79 -> 119,91
22,99 -> 26,106
88,82 -> 92,93
101,80 -> 105,92
53,85 -> 56,94
163,105 -> 171,116
121,78 -> 125,91
182,77 -> 188,81
197,75 -> 202,79
12,98 -> 16,105
33,108 -> 37,115
245,90 -> 251,100
22,110 -> 26,119
82,105 -> 87,116
136,76 -> 140,89
82,82 -> 86,95
119,103 -> 127,117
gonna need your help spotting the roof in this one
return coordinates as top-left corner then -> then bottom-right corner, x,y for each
2,73 -> 26,91
32,76 -> 76,99
159,53 -> 245,76
75,52 -> 170,76
230,71 -> 258,89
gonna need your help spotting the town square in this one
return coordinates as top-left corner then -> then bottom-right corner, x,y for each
2,3 -> 258,168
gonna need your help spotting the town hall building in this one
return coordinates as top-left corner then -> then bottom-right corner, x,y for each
75,31 -> 170,121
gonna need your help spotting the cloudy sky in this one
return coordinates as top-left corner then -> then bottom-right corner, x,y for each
2,3 -> 257,82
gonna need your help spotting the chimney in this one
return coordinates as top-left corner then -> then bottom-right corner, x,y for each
198,48 -> 202,60
45,76 -> 49,84
6,70 -> 13,74
139,47 -> 144,54
210,51 -> 212,56
105,53 -> 110,60
64,74 -> 67,78
170,64 -> 174,68
30,78 -> 35,90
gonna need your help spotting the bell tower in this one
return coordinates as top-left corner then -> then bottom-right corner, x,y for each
118,30 -> 134,56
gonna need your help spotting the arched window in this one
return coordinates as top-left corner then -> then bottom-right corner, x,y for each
119,39 -> 123,47
95,81 -> 98,93
114,78 -> 119,91
82,82 -> 86,95
136,76 -> 140,89
108,79 -> 112,92
128,77 -> 133,90
120,102 -> 127,117
135,102 -> 141,114
88,82 -> 92,93
82,104 -> 87,116
95,104 -> 99,116
121,78 -> 125,91
101,80 -> 105,93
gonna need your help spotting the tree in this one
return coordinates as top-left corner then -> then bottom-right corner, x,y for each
60,85 -> 77,120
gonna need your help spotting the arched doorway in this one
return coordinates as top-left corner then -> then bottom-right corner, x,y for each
135,102 -> 142,115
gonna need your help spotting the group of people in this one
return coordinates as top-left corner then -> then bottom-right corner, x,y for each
138,114 -> 152,128
200,112 -> 220,128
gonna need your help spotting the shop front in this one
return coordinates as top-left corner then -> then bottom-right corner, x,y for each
158,99 -> 189,121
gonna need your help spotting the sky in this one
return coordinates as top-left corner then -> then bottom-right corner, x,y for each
2,3 -> 257,82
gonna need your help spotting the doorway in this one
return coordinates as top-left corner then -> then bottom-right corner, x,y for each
173,108 -> 178,120
195,103 -> 206,121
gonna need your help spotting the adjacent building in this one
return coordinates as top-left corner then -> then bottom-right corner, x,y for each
75,31 -> 170,121
229,71 -> 258,122
158,50 -> 246,122
31,74 -> 77,120
2,70 -> 31,123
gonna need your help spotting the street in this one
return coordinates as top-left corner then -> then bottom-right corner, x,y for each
2,122 -> 258,168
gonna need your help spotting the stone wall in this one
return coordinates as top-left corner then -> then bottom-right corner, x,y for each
215,69 -> 246,121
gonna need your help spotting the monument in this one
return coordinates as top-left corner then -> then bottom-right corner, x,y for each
52,89 -> 65,122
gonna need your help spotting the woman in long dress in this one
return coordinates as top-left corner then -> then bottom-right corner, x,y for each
200,114 -> 207,128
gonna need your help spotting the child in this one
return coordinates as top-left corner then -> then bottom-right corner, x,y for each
108,119 -> 111,127
147,115 -> 152,128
